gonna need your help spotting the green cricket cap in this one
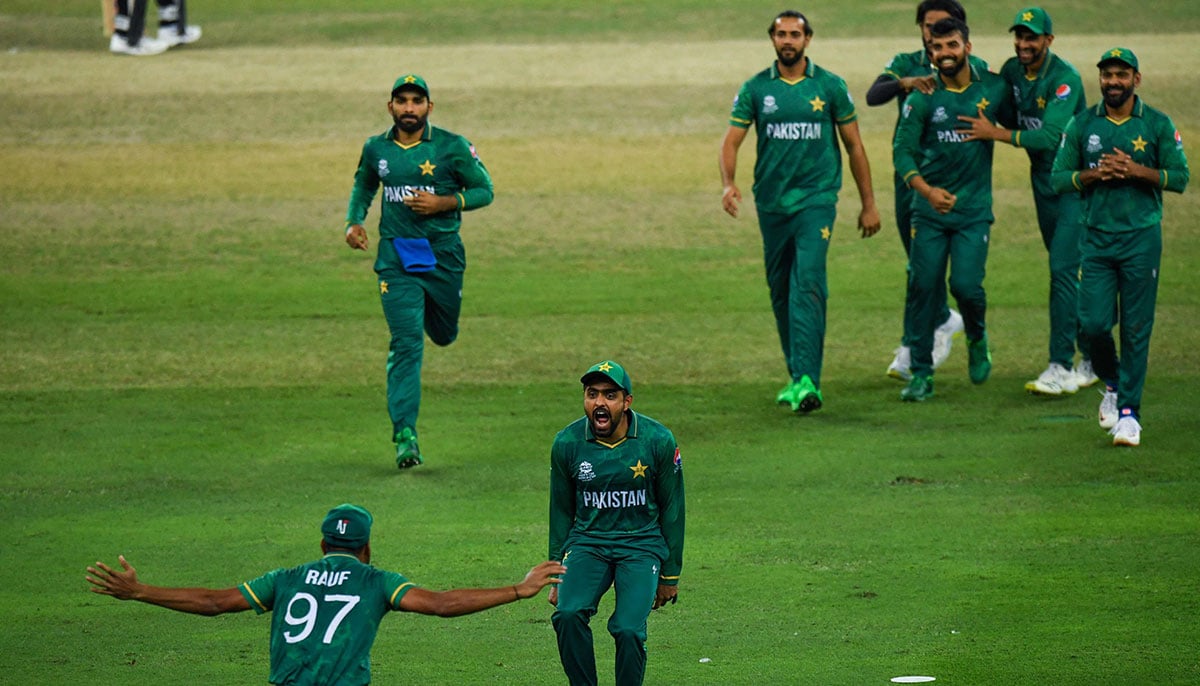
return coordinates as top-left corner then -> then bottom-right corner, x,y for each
1010,7 -> 1052,35
1097,47 -> 1138,71
391,74 -> 430,98
581,360 -> 633,395
321,503 -> 373,549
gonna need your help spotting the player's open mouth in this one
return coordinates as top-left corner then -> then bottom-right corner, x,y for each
592,409 -> 611,427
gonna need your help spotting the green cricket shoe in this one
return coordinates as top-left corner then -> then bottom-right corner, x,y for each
395,428 -> 423,470
775,382 -> 797,410
900,374 -> 934,402
794,375 -> 823,414
968,333 -> 992,385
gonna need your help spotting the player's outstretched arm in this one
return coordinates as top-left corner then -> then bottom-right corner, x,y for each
399,560 -> 566,618
86,555 -> 251,616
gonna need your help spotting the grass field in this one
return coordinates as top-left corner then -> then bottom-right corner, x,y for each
1,1 -> 1198,684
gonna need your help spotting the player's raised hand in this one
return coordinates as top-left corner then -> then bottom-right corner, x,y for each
345,224 -> 369,250
515,560 -> 566,599
87,555 -> 142,600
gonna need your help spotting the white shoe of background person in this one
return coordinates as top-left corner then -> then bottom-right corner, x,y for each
1071,359 -> 1099,388
110,34 -> 168,56
932,308 -> 964,369
159,25 -> 202,47
1024,362 -> 1079,396
1110,415 -> 1141,447
887,346 -> 912,382
1098,389 -> 1119,429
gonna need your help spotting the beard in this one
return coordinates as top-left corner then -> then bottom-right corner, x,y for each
936,54 -> 966,78
1103,85 -> 1134,109
393,112 -> 427,134
775,47 -> 804,68
588,406 -> 617,438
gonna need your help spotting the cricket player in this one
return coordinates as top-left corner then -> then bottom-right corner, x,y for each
549,361 -> 685,686
892,17 -> 1015,401
866,0 -> 988,382
344,74 -> 494,468
1051,48 -> 1189,446
87,504 -> 565,685
720,10 -> 881,414
959,7 -> 1104,396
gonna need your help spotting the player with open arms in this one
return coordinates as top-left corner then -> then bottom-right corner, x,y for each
1050,48 -> 1189,446
720,10 -> 880,415
892,17 -> 1015,401
549,361 -> 685,686
87,504 -> 564,685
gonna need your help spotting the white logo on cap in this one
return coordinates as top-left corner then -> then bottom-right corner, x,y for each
337,519 -> 348,534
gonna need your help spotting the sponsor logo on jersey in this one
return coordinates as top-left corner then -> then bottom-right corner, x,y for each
673,448 -> 682,473
469,144 -> 480,160
384,185 -> 435,202
902,103 -> 912,119
1086,134 -> 1103,153
1017,113 -> 1043,130
1055,83 -> 1071,100
578,461 -> 596,482
765,121 -> 822,140
931,106 -> 949,124
1176,129 -> 1184,149
582,489 -> 648,509
378,159 -> 390,178
305,569 -> 352,587
762,95 -> 779,115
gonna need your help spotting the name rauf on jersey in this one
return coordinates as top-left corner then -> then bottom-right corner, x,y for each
765,121 -> 823,141
384,185 -> 435,202
582,489 -> 648,509
305,569 -> 352,587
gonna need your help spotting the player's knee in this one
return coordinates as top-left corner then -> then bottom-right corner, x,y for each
427,329 -> 458,347
608,623 -> 646,647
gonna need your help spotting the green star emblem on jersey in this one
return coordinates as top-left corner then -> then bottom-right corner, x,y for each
821,226 -> 831,240
379,280 -> 389,294
630,460 -> 648,478
977,97 -> 991,110
809,95 -> 825,112
419,160 -> 436,176
1037,96 -> 1046,109
1132,135 -> 1148,152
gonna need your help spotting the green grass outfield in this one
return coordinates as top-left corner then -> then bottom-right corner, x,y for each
1,1 -> 1198,683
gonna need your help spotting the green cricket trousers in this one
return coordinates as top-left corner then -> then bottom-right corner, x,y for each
374,234 -> 465,441
757,206 -> 836,387
553,539 -> 666,686
1078,224 -> 1161,418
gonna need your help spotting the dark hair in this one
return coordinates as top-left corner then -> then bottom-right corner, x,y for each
916,0 -> 966,24
768,10 -> 813,36
929,16 -> 969,43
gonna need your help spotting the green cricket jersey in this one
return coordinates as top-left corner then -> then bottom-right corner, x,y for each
345,122 -> 493,239
549,411 -> 685,584
1000,51 -> 1087,173
728,60 -> 856,215
238,553 -> 415,686
1052,97 -> 1189,232
881,49 -> 989,136
893,64 -> 1015,227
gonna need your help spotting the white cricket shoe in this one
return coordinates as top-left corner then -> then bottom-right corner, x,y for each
932,309 -> 964,369
1024,362 -> 1079,396
158,25 -> 202,47
887,346 -> 912,382
1098,389 -> 1118,429
110,34 -> 168,56
1072,359 -> 1100,388
1110,416 -> 1141,447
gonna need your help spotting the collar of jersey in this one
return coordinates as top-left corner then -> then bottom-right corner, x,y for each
770,58 -> 815,83
390,122 -> 433,148
585,410 -> 638,445
937,62 -> 985,93
1092,95 -> 1144,123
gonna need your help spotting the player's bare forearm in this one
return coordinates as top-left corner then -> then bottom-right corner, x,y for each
86,556 -> 249,616
841,123 -> 881,237
720,126 -> 748,218
401,560 -> 565,617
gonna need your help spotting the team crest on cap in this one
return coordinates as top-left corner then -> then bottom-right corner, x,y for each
1055,84 -> 1071,100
